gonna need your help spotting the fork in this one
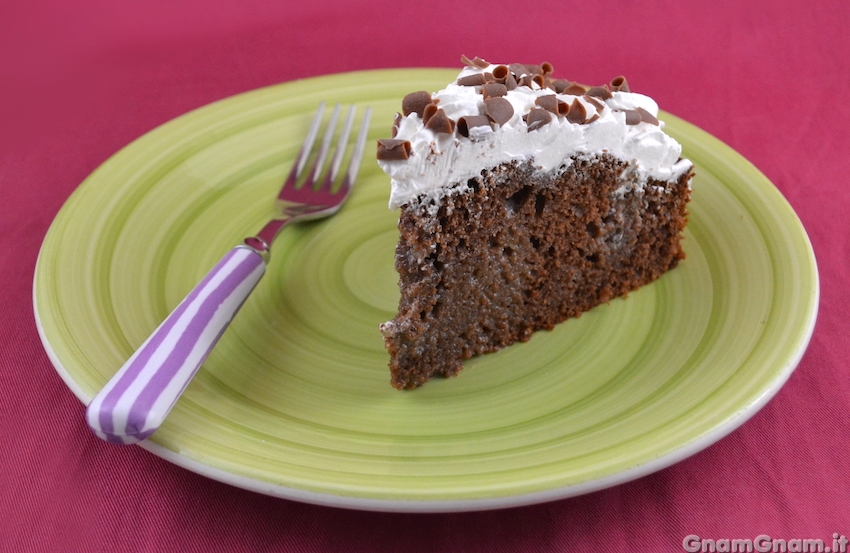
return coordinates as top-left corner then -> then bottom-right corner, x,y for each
85,103 -> 372,444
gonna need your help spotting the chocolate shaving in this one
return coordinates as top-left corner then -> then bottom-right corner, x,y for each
422,102 -> 439,125
509,63 -> 528,78
504,72 -> 518,91
461,55 -> 489,69
586,86 -> 613,100
535,94 -> 558,113
457,115 -> 492,138
566,98 -> 587,124
525,108 -> 552,131
481,83 -> 508,99
524,64 -> 542,76
376,139 -> 412,161
583,113 -> 600,125
618,109 -> 642,125
484,97 -> 514,126
583,94 -> 605,112
550,79 -> 571,94
557,101 -> 569,116
535,95 -> 568,116
402,91 -> 433,117
540,62 -> 554,76
564,83 -> 587,95
457,73 -> 486,87
610,76 -> 630,92
424,108 -> 456,134
636,107 -> 659,126
492,65 -> 509,82
532,74 -> 546,88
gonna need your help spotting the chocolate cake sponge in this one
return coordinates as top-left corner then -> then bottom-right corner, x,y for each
380,155 -> 692,389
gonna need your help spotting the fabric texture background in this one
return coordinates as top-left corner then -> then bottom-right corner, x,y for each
2,1 -> 848,550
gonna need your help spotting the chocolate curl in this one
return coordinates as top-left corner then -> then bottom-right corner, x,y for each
583,113 -> 600,125
376,139 -> 412,161
564,83 -> 587,95
532,74 -> 546,88
484,97 -> 514,126
636,107 -> 659,126
457,73 -> 486,86
583,94 -> 605,112
566,98 -> 587,124
535,95 -> 569,116
535,95 -> 558,112
457,115 -> 492,138
550,79 -> 571,93
586,86 -> 613,100
524,64 -> 542,75
509,63 -> 528,79
610,75 -> 630,92
461,55 -> 489,68
557,100 -> 569,116
618,109 -> 642,125
504,72 -> 518,91
481,83 -> 508,99
540,62 -> 554,76
402,91 -> 433,117
525,108 -> 552,131
424,108 -> 456,134
492,65 -> 510,82
422,102 -> 439,125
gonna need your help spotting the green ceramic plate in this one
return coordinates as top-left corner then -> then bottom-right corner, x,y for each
34,69 -> 818,512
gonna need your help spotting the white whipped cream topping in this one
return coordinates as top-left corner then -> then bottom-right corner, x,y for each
379,64 -> 693,209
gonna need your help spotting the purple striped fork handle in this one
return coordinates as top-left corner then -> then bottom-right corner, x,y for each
85,246 -> 266,444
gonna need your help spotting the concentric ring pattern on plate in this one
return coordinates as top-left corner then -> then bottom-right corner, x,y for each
34,69 -> 818,512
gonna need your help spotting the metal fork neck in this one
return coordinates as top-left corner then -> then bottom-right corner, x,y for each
243,217 -> 292,260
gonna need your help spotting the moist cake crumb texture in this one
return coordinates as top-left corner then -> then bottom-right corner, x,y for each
377,56 -> 694,389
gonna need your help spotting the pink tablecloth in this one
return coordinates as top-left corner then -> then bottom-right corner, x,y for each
2,1 -> 848,551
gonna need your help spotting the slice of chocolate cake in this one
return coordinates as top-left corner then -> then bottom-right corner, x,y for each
376,56 -> 694,390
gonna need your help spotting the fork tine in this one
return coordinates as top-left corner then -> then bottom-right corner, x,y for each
284,102 -> 326,189
321,105 -> 357,191
339,106 -> 372,193
302,104 -> 341,190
